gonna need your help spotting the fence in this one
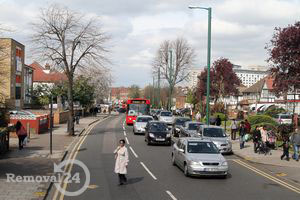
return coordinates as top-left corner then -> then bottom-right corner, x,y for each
0,129 -> 9,154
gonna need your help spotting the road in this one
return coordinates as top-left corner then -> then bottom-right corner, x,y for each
51,114 -> 300,200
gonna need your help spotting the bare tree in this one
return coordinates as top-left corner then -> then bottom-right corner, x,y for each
31,4 -> 110,135
0,27 -> 10,106
152,38 -> 195,109
80,67 -> 112,103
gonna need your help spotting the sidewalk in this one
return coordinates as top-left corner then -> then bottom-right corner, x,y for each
0,115 -> 106,200
232,140 -> 300,168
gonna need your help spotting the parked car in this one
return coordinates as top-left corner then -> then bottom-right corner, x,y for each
274,113 -> 292,125
172,137 -> 228,178
133,115 -> 154,135
145,121 -> 171,145
172,117 -> 191,137
179,121 -> 204,137
158,111 -> 173,125
198,125 -> 232,154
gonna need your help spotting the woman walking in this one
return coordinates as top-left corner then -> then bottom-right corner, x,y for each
15,121 -> 27,150
114,139 -> 129,185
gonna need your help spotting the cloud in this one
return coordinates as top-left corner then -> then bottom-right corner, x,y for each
0,0 -> 299,87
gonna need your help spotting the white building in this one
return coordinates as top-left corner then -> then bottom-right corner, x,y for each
188,68 -> 203,89
233,65 -> 268,87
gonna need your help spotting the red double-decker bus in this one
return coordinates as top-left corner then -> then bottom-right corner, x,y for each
126,98 -> 150,125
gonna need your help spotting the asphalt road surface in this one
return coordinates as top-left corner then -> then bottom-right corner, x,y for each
51,114 -> 300,200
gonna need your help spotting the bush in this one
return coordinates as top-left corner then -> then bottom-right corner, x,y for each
213,112 -> 226,121
247,114 -> 278,127
264,106 -> 286,118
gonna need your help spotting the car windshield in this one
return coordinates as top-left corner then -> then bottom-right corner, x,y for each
188,123 -> 201,130
187,141 -> 219,154
149,123 -> 168,132
161,112 -> 172,117
137,117 -> 153,122
175,118 -> 190,126
280,115 -> 292,119
203,128 -> 226,137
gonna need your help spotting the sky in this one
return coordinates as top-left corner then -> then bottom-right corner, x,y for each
0,0 -> 299,87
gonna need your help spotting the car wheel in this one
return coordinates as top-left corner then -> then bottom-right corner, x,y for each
220,174 -> 227,179
172,154 -> 176,166
184,164 -> 189,177
147,139 -> 151,146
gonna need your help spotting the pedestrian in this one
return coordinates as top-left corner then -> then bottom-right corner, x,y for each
75,112 -> 80,124
94,107 -> 99,116
260,125 -> 269,155
15,121 -> 27,150
244,119 -> 251,133
239,122 -> 247,149
114,139 -> 129,185
279,135 -> 290,161
195,112 -> 201,122
290,129 -> 300,162
216,115 -> 222,126
253,126 -> 261,153
230,119 -> 238,140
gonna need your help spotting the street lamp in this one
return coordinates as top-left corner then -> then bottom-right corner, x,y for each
189,5 -> 212,125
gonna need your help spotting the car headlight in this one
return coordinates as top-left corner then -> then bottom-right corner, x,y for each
166,133 -> 171,137
149,133 -> 155,138
189,161 -> 200,165
221,161 -> 228,166
175,127 -> 180,131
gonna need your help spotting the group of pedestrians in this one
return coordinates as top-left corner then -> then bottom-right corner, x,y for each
230,119 -> 251,149
252,125 -> 271,155
280,130 -> 300,162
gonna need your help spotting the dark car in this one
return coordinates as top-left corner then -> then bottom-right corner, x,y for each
145,121 -> 171,146
172,117 -> 191,137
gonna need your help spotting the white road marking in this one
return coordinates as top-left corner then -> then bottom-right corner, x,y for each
140,162 -> 157,180
125,137 -> 130,145
129,146 -> 138,158
124,131 -> 127,136
166,191 -> 177,200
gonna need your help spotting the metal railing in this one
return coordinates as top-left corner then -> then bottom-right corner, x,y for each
0,128 -> 9,154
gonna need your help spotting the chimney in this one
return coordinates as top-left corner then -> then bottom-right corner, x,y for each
45,63 -> 50,70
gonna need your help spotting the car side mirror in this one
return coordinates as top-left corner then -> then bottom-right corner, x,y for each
179,148 -> 185,153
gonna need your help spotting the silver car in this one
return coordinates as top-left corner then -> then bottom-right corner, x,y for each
198,125 -> 232,154
172,137 -> 228,178
179,121 -> 204,137
158,111 -> 174,125
133,115 -> 154,135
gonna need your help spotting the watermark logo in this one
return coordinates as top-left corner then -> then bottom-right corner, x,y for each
6,159 -> 90,197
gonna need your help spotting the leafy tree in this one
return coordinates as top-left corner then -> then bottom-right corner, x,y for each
73,75 -> 95,108
196,58 -> 240,104
128,85 -> 141,98
266,21 -> 300,96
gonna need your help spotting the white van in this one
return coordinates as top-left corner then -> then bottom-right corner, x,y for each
274,114 -> 292,125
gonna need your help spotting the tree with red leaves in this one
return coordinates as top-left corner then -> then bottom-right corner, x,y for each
196,58 -> 241,104
266,22 -> 300,96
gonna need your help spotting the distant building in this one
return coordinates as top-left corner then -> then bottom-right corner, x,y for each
188,68 -> 203,89
0,38 -> 26,109
111,87 -> 129,102
24,65 -> 34,105
233,65 -> 268,87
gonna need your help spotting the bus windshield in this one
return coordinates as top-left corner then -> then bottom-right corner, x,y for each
128,104 -> 150,116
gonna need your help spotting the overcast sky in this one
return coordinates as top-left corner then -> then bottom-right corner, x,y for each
0,0 -> 299,87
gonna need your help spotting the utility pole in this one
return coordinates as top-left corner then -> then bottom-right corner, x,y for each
50,95 -> 53,155
168,50 -> 173,111
158,67 -> 161,109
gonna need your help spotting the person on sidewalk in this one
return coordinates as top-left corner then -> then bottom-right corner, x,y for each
114,139 -> 129,185
245,119 -> 251,133
260,126 -> 270,155
216,115 -> 222,126
279,135 -> 290,161
230,119 -> 238,140
239,122 -> 247,149
290,129 -> 300,162
15,121 -> 27,150
253,126 -> 261,153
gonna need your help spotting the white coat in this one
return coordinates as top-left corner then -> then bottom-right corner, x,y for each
114,146 -> 129,174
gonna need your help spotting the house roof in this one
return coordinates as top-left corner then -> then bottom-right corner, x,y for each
111,87 -> 129,96
243,76 -> 274,93
30,61 -> 67,83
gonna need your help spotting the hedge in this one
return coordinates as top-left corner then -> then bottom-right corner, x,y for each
247,114 -> 278,127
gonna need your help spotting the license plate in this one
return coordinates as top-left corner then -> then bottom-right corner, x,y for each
156,138 -> 165,141
204,168 -> 218,172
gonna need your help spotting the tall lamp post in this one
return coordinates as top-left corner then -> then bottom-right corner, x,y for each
189,6 -> 212,125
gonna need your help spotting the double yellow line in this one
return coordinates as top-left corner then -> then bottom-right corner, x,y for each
52,117 -> 110,200
233,159 -> 300,194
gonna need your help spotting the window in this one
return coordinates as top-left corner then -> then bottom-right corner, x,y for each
15,87 -> 21,99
